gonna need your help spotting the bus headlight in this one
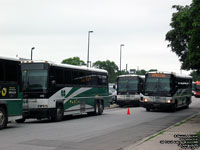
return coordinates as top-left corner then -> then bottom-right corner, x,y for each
143,98 -> 149,102
165,100 -> 172,104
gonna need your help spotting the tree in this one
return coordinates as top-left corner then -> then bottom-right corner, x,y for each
166,0 -> 200,71
136,69 -> 147,75
190,71 -> 200,81
61,57 -> 86,66
93,60 -> 119,83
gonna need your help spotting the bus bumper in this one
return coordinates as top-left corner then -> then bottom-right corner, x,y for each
23,108 -> 56,119
116,99 -> 140,106
141,102 -> 174,110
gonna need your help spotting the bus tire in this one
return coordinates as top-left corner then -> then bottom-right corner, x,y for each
0,107 -> 7,129
98,100 -> 104,115
118,104 -> 124,107
16,118 -> 26,123
51,104 -> 64,122
88,101 -> 99,116
171,101 -> 177,112
146,108 -> 150,112
95,101 -> 100,115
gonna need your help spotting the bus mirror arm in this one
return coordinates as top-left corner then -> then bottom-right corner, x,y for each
51,80 -> 56,87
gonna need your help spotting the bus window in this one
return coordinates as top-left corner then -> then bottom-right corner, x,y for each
64,70 -> 72,84
55,69 -> 64,84
0,61 -> 4,81
5,61 -> 18,82
72,71 -> 79,85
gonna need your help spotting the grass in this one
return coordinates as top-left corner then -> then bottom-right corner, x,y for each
197,131 -> 200,146
144,130 -> 165,142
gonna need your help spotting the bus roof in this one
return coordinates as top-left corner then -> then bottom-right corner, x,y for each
21,60 -> 108,74
147,71 -> 192,79
117,74 -> 144,78
0,56 -> 20,62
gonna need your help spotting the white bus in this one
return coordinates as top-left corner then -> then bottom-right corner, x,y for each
16,61 -> 110,122
140,72 -> 192,111
116,75 -> 144,107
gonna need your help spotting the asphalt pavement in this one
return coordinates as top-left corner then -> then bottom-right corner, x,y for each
0,97 -> 199,150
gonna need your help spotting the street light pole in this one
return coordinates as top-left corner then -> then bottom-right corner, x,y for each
87,31 -> 93,67
31,47 -> 35,60
120,44 -> 124,72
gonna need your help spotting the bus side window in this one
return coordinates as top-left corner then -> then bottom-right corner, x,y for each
64,70 -> 72,84
79,71 -> 87,85
98,75 -> 107,86
55,69 -> 64,84
0,61 -> 4,81
5,61 -> 18,82
91,75 -> 98,86
72,71 -> 79,85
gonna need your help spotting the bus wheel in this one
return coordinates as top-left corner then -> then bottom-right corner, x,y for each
171,102 -> 177,112
16,118 -> 26,123
118,104 -> 124,108
185,97 -> 191,109
146,108 -> 150,112
88,101 -> 99,116
0,107 -> 7,129
95,101 -> 100,115
98,100 -> 104,115
51,105 -> 64,122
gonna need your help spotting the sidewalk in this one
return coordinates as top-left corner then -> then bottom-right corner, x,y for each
125,113 -> 200,150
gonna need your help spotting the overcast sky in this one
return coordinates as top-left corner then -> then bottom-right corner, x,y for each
0,0 -> 192,74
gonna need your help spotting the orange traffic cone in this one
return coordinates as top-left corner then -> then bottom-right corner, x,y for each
127,108 -> 130,115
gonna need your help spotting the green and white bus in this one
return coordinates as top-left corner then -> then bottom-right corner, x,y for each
140,72 -> 192,112
18,61 -> 109,122
116,75 -> 144,107
0,56 -> 23,129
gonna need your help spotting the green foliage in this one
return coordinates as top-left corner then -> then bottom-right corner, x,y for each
148,69 -> 158,72
166,0 -> 200,71
117,69 -> 129,76
135,69 -> 157,75
61,57 -> 86,66
136,69 -> 147,75
197,132 -> 200,146
93,60 -> 119,83
190,71 -> 200,81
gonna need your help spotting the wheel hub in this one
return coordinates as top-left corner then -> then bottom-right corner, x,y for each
0,111 -> 5,126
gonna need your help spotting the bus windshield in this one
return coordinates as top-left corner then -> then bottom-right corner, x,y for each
144,77 -> 171,96
118,78 -> 139,94
22,70 -> 48,92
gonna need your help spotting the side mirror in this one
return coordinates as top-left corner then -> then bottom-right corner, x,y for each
51,80 -> 56,87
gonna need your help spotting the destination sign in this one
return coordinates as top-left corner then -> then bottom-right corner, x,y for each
151,73 -> 166,78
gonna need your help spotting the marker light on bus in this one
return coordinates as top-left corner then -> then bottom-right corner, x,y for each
143,98 -> 149,102
38,105 -> 48,108
165,100 -> 172,104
